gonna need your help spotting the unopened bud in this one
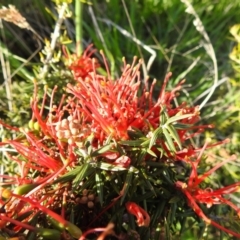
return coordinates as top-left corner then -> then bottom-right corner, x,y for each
33,122 -> 40,131
88,201 -> 94,208
1,188 -> 12,199
37,228 -> 61,240
14,183 -> 38,195
82,189 -> 88,196
28,120 -> 34,130
65,221 -> 82,238
80,196 -> 88,204
88,194 -> 95,201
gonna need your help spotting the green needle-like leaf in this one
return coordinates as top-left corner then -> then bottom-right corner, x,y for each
166,124 -> 182,150
120,169 -> 133,205
120,139 -> 145,146
73,163 -> 95,185
91,144 -> 114,157
166,114 -> 195,125
162,127 -> 176,153
149,127 -> 162,149
95,170 -> 104,206
90,162 -> 128,171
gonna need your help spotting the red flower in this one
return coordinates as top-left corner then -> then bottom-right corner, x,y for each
65,50 -> 203,149
125,201 -> 150,227
66,56 -> 142,142
64,44 -> 100,80
176,142 -> 240,237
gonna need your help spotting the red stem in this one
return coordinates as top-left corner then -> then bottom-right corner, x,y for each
184,190 -> 240,237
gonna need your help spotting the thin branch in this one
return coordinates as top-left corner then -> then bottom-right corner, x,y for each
75,0 -> 83,55
40,3 -> 68,79
88,6 -> 108,51
0,19 -> 12,112
97,18 -> 156,75
121,0 -> 147,78
166,18 -> 190,73
181,0 -> 218,110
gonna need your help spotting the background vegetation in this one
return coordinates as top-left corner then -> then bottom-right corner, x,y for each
1,0 -> 240,239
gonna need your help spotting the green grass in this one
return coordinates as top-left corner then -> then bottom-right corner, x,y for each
1,0 -> 240,239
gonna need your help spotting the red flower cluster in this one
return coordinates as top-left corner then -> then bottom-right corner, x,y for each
64,44 -> 100,80
64,48 -> 206,154
1,45 -> 239,239
176,142 -> 240,237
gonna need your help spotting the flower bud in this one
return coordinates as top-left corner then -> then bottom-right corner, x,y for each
28,120 -> 34,130
87,201 -> 94,208
37,228 -> 61,240
80,196 -> 88,204
82,189 -> 88,196
33,122 -> 40,131
14,183 -> 38,195
65,221 -> 82,238
88,194 -> 95,201
48,217 -> 65,231
1,188 -> 12,199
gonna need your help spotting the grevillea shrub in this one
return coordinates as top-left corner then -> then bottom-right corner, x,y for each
0,45 -> 240,239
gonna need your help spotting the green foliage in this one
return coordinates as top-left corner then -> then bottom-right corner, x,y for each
1,0 -> 240,239
206,23 -> 240,155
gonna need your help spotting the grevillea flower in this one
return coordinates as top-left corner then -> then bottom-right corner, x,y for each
175,142 -> 240,238
0,189 -> 82,238
125,201 -> 150,227
1,44 -> 232,239
63,44 -> 100,80
0,81 -> 78,175
65,56 -> 143,141
64,49 -> 207,154
0,81 -> 80,238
